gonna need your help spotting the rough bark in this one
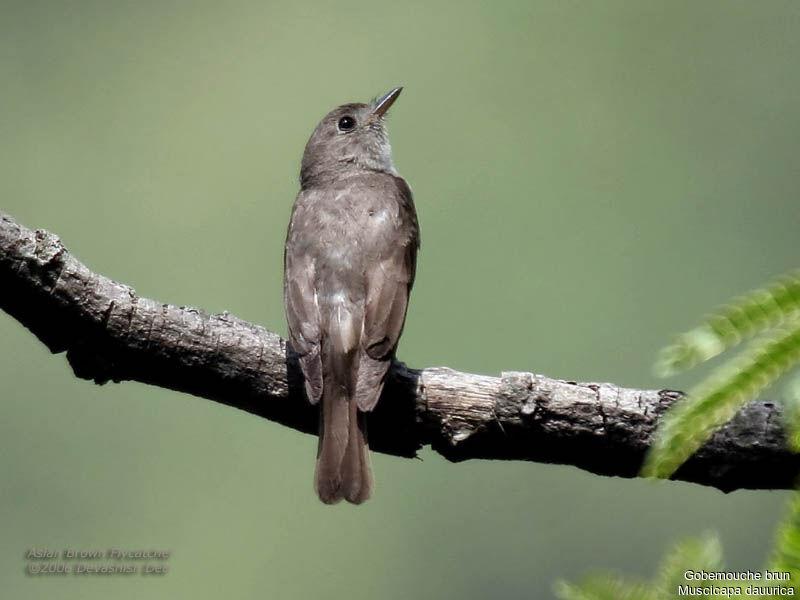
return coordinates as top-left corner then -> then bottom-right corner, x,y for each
1,211 -> 796,492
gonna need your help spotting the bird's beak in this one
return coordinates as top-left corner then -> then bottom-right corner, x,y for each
371,86 -> 403,120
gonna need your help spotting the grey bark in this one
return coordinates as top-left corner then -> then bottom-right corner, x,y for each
0,211 -> 796,492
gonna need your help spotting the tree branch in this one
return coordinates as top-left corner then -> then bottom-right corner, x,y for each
1,211 -> 796,492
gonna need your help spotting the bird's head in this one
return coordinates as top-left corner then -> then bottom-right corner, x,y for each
300,87 -> 402,187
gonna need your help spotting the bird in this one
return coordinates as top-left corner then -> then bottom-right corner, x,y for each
284,87 -> 419,504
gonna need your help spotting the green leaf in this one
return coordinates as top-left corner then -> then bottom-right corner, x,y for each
656,270 -> 800,377
768,494 -> 800,581
783,373 -> 800,453
656,533 -> 723,595
553,573 -> 657,600
643,319 -> 800,479
555,494 -> 800,600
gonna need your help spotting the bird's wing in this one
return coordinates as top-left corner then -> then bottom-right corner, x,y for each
355,177 -> 419,411
284,200 -> 323,405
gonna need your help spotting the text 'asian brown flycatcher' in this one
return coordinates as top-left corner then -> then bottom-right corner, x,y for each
284,87 -> 419,504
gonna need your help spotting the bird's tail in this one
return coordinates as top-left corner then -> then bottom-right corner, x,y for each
314,357 -> 372,505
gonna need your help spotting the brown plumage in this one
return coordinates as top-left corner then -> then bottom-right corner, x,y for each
284,88 -> 419,504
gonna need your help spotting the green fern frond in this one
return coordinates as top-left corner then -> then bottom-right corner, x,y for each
656,533 -> 723,595
556,494 -> 800,599
554,534 -> 722,600
768,493 -> 800,580
643,318 -> 800,479
656,270 -> 800,377
553,574 -> 657,600
784,374 -> 800,453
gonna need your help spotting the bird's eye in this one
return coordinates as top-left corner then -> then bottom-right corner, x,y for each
337,116 -> 356,131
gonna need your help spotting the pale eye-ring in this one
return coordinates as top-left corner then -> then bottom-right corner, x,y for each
337,116 -> 356,131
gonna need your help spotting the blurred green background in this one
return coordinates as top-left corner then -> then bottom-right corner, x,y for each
2,0 -> 799,598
